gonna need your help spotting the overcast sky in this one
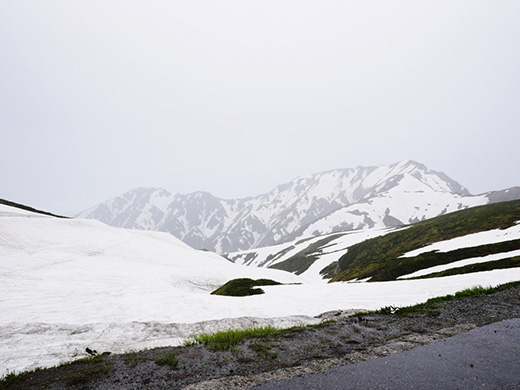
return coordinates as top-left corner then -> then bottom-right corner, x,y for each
1,1 -> 519,215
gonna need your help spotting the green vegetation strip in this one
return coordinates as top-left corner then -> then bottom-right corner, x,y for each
260,245 -> 295,267
0,355 -> 111,389
373,282 -> 520,316
333,200 -> 520,282
269,234 -> 344,275
412,256 -> 520,279
191,325 -> 280,350
381,239 -> 520,281
192,282 -> 520,351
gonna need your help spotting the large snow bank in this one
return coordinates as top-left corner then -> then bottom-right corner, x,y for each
2,204 -> 520,375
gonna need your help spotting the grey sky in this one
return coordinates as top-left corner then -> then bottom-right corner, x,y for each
1,1 -> 519,215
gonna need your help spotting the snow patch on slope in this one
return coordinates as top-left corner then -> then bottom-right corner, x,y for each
398,249 -> 520,279
401,223 -> 520,258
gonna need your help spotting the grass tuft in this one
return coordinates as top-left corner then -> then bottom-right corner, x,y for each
154,353 -> 179,369
62,363 -> 111,385
193,326 -> 278,350
250,343 -> 278,359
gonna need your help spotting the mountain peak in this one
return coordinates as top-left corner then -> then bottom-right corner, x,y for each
78,161 -> 486,252
398,158 -> 422,166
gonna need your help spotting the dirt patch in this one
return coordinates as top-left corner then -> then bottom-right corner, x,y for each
3,285 -> 520,390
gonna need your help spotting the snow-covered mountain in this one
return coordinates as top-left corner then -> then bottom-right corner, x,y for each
77,160 -> 518,253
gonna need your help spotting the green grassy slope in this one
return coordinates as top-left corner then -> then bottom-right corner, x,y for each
331,200 -> 520,282
410,256 -> 520,279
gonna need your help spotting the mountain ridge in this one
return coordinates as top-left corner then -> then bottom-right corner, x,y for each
77,160 -> 519,253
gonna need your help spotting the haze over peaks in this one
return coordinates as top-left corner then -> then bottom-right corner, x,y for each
77,160 -> 519,253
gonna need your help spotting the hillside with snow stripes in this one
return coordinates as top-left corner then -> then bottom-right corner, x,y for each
226,228 -> 399,283
331,200 -> 520,282
227,201 -> 520,284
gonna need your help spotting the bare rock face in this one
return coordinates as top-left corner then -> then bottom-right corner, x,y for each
77,160 -> 516,253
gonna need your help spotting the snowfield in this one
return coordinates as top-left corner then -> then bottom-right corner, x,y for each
2,204 -> 520,375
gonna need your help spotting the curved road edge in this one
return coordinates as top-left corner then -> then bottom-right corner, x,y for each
254,318 -> 520,390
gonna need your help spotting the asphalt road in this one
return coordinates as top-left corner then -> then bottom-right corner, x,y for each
254,318 -> 520,390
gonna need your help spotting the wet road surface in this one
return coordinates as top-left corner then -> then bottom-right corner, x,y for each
254,318 -> 520,390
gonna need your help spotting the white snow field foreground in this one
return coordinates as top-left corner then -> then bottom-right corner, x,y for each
2,204 -> 520,375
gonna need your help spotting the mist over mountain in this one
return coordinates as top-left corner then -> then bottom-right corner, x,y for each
77,160 -> 519,253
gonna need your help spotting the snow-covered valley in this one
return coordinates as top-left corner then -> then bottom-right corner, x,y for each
2,202 -> 520,376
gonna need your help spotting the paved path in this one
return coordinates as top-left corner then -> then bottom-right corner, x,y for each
254,318 -> 520,390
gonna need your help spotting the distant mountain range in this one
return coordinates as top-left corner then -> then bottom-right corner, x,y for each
77,160 -> 520,253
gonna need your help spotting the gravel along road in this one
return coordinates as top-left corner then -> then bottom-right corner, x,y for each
254,318 -> 520,390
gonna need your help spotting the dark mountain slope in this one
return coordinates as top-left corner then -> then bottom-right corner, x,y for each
331,200 -> 520,282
